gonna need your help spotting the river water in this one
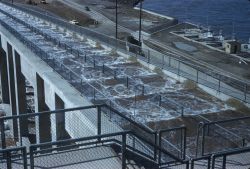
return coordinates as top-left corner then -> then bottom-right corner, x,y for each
143,0 -> 250,42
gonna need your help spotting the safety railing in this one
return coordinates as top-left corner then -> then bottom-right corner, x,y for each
0,104 -> 191,168
196,116 -> 250,156
159,126 -> 187,165
210,146 -> 250,169
1,1 -> 249,104
0,146 -> 27,169
29,131 -> 129,169
0,104 -> 188,166
190,146 -> 250,169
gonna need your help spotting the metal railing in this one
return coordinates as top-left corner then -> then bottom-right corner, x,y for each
190,146 -> 250,169
29,131 -> 129,169
159,126 -> 187,164
211,146 -> 250,169
196,116 -> 250,156
1,1 -> 249,104
0,146 -> 27,169
0,105 -> 190,168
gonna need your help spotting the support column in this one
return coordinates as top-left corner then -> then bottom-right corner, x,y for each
52,94 -> 68,141
0,48 -> 10,104
13,51 -> 28,138
6,43 -> 18,140
35,74 -> 51,144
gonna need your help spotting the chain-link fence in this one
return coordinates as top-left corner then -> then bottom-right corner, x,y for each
196,116 -> 250,156
159,126 -> 187,165
1,1 -> 249,104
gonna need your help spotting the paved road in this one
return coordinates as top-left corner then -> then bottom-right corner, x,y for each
60,0 -> 133,36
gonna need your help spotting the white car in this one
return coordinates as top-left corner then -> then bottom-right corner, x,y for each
69,20 -> 79,25
40,0 -> 47,4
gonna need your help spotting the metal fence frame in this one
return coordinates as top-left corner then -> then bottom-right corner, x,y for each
0,146 -> 27,169
197,116 -> 250,156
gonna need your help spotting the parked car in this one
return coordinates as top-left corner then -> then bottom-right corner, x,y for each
40,0 -> 47,4
69,20 -> 79,25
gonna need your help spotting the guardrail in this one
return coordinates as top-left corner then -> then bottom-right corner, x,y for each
196,116 -> 250,156
1,1 -> 249,104
0,105 -> 190,168
0,146 -> 27,169
190,146 -> 250,169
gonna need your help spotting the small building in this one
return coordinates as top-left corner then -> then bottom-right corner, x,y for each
224,41 -> 241,54
241,43 -> 250,53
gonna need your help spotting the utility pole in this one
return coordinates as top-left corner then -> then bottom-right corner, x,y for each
139,0 -> 143,44
115,0 -> 118,39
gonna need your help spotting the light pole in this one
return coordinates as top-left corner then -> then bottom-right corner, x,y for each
139,0 -> 143,44
115,0 -> 118,39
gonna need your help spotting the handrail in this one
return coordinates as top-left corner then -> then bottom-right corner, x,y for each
0,105 -> 103,120
103,104 -> 156,134
29,130 -> 130,149
204,115 -> 250,125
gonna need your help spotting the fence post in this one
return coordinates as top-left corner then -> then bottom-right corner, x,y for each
201,124 -> 206,156
102,64 -> 105,74
97,106 -> 101,142
6,151 -> 11,169
222,155 -> 226,169
0,119 -> 6,149
147,50 -> 150,63
30,147 -> 34,169
158,131 -> 162,165
126,77 -> 129,88
211,155 -> 215,169
178,61 -> 180,75
186,160 -> 189,169
190,159 -> 194,169
244,84 -> 247,102
162,55 -> 164,68
154,132 -> 157,161
218,75 -> 221,93
23,148 -> 28,169
207,156 -> 211,169
183,128 -> 187,160
196,70 -> 199,83
121,133 -> 127,169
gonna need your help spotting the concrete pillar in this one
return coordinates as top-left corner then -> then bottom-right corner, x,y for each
0,47 -> 10,104
51,94 -> 68,141
13,51 -> 29,138
35,74 -> 51,144
6,43 -> 18,140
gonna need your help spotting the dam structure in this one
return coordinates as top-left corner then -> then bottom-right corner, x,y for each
0,1 -> 250,169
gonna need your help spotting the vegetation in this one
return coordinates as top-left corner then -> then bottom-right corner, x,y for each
128,55 -> 138,62
95,42 -> 103,49
226,98 -> 250,113
153,67 -> 164,76
110,49 -> 119,57
183,80 -> 197,90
